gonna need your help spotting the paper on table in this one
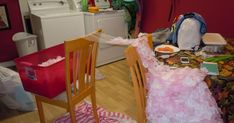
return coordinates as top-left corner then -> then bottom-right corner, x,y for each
201,62 -> 219,75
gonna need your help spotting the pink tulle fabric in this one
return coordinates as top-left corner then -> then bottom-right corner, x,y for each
111,36 -> 223,123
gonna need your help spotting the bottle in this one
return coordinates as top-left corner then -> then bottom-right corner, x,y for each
81,0 -> 88,12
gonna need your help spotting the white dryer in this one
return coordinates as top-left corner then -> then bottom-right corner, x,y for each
84,10 -> 128,66
28,0 -> 85,50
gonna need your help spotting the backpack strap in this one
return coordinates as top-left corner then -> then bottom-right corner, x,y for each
167,14 -> 187,46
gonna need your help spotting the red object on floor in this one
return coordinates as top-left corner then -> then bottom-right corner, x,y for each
15,44 -> 66,98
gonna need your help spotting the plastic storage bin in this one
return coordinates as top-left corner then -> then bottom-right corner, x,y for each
14,44 -> 66,98
13,32 -> 38,57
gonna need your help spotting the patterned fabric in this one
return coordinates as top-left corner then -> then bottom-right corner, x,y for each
54,101 -> 136,123
206,76 -> 234,123
164,41 -> 234,123
156,40 -> 234,123
205,40 -> 234,123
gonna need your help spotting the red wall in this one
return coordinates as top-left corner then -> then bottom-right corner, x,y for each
141,0 -> 173,33
141,0 -> 234,38
0,0 -> 24,62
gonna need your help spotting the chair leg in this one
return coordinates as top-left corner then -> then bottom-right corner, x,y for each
35,96 -> 46,123
91,88 -> 99,123
69,106 -> 77,123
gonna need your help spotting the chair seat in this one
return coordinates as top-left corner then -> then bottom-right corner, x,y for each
53,78 -> 90,102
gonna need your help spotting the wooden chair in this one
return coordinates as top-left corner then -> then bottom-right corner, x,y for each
146,33 -> 153,49
125,46 -> 147,123
35,33 -> 99,123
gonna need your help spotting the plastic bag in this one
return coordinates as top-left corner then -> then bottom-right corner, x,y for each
0,66 -> 35,111
151,28 -> 171,47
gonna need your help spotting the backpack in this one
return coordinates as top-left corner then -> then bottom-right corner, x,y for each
167,12 -> 206,51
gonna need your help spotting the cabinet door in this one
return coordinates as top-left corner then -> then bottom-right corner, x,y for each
42,15 -> 85,49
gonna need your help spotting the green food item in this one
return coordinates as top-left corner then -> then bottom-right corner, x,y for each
204,55 -> 234,62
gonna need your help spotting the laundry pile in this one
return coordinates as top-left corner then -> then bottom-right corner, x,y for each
37,56 -> 105,80
38,56 -> 64,67
0,66 -> 35,112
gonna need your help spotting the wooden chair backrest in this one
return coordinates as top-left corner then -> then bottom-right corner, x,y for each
64,38 -> 98,103
146,33 -> 153,49
125,46 -> 147,123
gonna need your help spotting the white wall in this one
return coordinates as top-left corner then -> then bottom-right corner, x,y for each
19,0 -> 29,16
18,0 -> 32,32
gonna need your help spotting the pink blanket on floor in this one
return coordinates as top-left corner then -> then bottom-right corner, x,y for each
54,101 -> 135,123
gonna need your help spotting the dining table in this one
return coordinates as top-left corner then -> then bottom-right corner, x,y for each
155,39 -> 234,123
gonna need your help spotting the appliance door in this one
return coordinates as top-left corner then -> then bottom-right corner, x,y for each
95,14 -> 128,66
40,14 -> 85,49
97,15 -> 128,49
97,16 -> 128,38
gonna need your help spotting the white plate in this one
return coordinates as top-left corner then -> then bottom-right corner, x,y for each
155,44 -> 180,53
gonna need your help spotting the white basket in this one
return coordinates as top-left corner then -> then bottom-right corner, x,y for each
12,32 -> 38,57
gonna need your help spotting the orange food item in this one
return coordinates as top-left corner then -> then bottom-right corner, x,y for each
88,6 -> 99,13
158,46 -> 174,52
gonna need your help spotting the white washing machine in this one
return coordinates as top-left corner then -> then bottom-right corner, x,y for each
28,0 -> 85,49
28,0 -> 128,66
84,10 -> 128,66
